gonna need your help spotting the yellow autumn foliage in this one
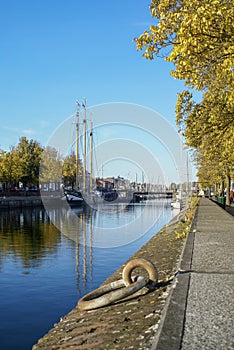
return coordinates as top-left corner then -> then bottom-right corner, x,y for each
136,0 -> 234,187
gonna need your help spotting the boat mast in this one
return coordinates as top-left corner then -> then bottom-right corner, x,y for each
75,101 -> 80,191
89,115 -> 93,193
83,99 -> 87,193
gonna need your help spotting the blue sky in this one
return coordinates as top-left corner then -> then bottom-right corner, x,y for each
0,1 -> 196,182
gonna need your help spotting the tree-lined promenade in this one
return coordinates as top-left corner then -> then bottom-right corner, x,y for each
136,0 -> 234,205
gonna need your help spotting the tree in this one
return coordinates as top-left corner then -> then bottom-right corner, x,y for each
0,148 -> 20,189
15,137 -> 43,186
39,146 -> 62,187
62,152 -> 83,188
62,152 -> 76,187
0,138 -> 43,189
136,1 -> 233,91
135,0 -> 234,196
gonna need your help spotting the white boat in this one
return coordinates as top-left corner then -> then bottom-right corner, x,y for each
171,200 -> 181,209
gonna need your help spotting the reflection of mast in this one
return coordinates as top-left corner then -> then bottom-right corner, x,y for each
83,214 -> 87,293
89,213 -> 93,282
72,208 -> 94,295
83,99 -> 87,193
75,231 -> 80,294
75,101 -> 80,191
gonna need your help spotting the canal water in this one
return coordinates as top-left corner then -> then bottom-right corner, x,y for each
0,200 -> 175,350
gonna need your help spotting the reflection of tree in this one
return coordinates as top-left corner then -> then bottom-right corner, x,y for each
0,208 -> 61,270
0,205 -> 96,294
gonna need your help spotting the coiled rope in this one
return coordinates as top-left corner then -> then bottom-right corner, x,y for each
78,258 -> 158,311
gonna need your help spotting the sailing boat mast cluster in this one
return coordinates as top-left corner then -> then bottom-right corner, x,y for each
80,99 -> 93,194
62,100 -> 93,206
63,100 -> 131,207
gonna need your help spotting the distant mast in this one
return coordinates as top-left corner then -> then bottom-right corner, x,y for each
82,99 -> 87,193
75,101 -> 80,192
89,115 -> 93,193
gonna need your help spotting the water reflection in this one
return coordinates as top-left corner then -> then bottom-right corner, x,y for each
0,208 -> 61,271
45,200 -> 168,249
0,200 -> 172,277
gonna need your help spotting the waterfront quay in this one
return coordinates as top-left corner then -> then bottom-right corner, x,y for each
0,189 -> 173,209
0,191 -> 60,209
0,196 -> 43,209
32,197 -> 234,350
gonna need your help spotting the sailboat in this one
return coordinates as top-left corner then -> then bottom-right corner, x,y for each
62,101 -> 85,207
62,101 -> 134,208
63,187 -> 84,206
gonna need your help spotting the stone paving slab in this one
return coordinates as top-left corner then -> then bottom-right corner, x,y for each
181,273 -> 234,350
153,198 -> 234,350
192,231 -> 234,271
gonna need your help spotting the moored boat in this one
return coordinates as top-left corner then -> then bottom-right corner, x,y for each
171,199 -> 181,210
62,189 -> 84,206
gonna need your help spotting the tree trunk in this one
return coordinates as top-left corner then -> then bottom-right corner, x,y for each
226,173 -> 231,206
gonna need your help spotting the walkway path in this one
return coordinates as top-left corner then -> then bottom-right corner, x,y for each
153,197 -> 234,350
